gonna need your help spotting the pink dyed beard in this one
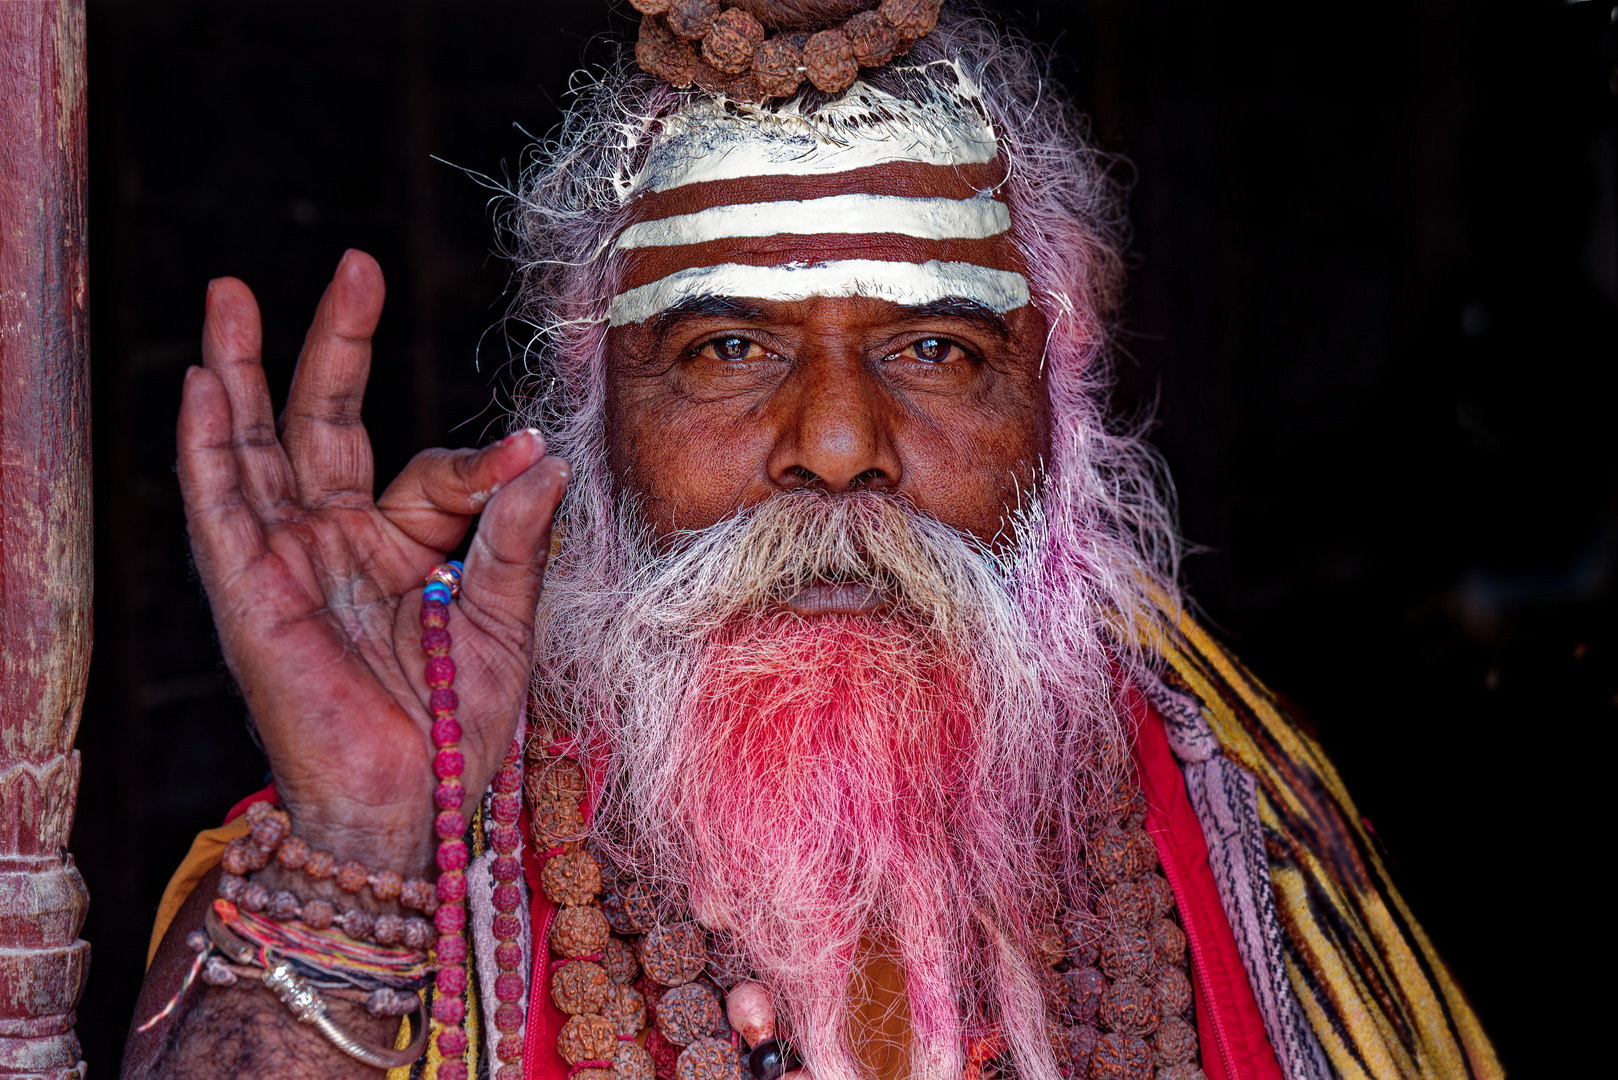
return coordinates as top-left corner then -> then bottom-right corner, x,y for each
662,614 -> 1049,1080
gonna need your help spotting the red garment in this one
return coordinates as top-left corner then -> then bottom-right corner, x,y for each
523,692 -> 1282,1080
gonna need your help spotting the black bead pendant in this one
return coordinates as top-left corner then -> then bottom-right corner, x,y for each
748,1039 -> 800,1080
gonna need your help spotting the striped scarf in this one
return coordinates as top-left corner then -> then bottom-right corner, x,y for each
1136,609 -> 1503,1080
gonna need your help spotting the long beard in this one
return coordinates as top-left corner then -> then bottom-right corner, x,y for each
534,492 -> 1134,1080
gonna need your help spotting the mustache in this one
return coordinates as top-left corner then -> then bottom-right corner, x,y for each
615,490 -> 1011,637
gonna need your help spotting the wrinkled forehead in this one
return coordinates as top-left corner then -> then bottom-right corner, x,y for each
605,74 -> 1029,328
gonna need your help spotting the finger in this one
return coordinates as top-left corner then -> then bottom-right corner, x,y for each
376,429 -> 548,552
200,276 -> 298,517
280,249 -> 385,505
176,365 -> 276,596
454,454 -> 571,654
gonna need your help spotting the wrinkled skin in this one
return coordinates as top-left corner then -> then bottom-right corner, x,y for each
129,174 -> 1053,1075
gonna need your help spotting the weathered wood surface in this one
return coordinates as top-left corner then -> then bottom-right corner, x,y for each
0,1 -> 92,1077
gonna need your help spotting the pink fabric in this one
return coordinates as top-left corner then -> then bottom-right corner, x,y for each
1127,686 -> 1283,1080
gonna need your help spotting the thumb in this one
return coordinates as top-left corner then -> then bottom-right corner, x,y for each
453,452 -> 570,655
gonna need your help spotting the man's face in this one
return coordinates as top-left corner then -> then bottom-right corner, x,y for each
601,159 -> 1053,593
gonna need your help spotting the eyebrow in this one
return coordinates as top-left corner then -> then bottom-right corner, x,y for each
644,292 -> 1013,349
904,297 -> 1011,337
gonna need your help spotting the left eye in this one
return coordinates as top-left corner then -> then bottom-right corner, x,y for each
698,336 -> 763,361
895,338 -> 964,364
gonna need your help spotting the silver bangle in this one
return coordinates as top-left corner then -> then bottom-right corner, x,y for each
207,905 -> 430,1069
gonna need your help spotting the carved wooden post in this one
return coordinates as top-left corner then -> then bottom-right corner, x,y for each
0,2 -> 93,1078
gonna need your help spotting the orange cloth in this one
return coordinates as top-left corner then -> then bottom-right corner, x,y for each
145,815 -> 250,968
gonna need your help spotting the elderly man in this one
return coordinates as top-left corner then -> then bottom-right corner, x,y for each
124,5 -> 1500,1080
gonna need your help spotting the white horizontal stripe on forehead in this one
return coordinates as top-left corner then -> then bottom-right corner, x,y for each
615,195 -> 1010,250
607,260 -> 1031,328
617,72 -> 998,198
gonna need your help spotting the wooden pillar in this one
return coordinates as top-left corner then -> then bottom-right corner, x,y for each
0,2 -> 93,1078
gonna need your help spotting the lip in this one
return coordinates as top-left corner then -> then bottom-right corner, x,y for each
781,582 -> 886,616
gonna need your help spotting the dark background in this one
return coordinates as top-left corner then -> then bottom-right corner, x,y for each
74,0 -> 1616,1075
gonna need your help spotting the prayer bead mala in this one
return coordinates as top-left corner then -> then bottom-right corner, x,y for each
1046,782 -> 1207,1080
486,739 -> 529,1079
422,560 -> 473,1080
530,742 -> 762,1080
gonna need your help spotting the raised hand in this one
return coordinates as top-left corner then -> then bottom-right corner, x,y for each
176,250 -> 569,877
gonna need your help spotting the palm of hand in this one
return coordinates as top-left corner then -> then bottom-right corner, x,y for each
177,251 -> 568,874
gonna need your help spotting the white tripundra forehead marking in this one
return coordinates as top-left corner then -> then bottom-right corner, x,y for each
615,66 -> 998,200
615,194 -> 1010,250
607,260 -> 1030,327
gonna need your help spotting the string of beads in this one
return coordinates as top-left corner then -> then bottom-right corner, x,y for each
632,0 -> 943,100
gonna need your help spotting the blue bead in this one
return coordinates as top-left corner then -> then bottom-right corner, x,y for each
423,584 -> 452,603
446,560 -> 464,577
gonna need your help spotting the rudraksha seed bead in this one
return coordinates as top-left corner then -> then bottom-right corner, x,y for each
616,1041 -> 657,1080
239,882 -> 269,914
438,1062 -> 469,1080
553,960 -> 612,1015
604,982 -> 648,1037
701,7 -> 764,75
1041,966 -> 1070,1018
369,869 -> 403,902
433,994 -> 467,1026
632,0 -> 672,15
420,599 -> 448,629
494,882 -> 521,913
422,626 -> 451,655
646,1024 -> 683,1080
373,913 -> 405,946
1152,967 -> 1193,1019
1152,1015 -> 1197,1067
845,9 -> 901,67
604,879 -> 663,934
532,796 -> 587,850
493,854 -> 522,883
877,0 -> 940,39
335,860 -> 369,893
401,877 -> 434,910
1099,980 -> 1161,1038
496,971 -> 525,1003
1143,872 -> 1174,919
641,922 -> 708,986
425,655 -> 456,688
1099,881 -> 1154,928
275,835 -> 311,871
552,903 -> 611,958
1158,1065 -> 1209,1080
1061,966 -> 1106,1025
437,966 -> 468,998
1037,921 -> 1067,969
491,792 -> 521,824
667,0 -> 720,40
676,1037 -> 747,1080
403,916 -> 435,948
751,37 -> 804,98
1063,911 -> 1100,967
438,870 -> 468,904
1129,829 -> 1159,875
221,837 -> 266,875
437,1027 -> 469,1057
491,1003 -> 524,1036
430,688 -> 459,717
1088,828 -> 1144,886
267,890 -> 301,922
1099,929 -> 1154,982
497,938 -> 524,970
435,902 -> 466,935
339,908 -> 375,941
301,898 -> 336,929
1066,1022 -> 1100,1076
433,717 -> 464,748
657,982 -> 727,1046
433,777 -> 465,809
438,838 -> 470,872
436,934 -> 468,965
497,1043 -> 524,1064
492,913 -> 522,941
435,748 -> 467,780
704,930 -> 750,990
249,808 -> 291,850
304,849 -> 337,880
604,935 -> 641,985
436,811 -> 466,841
544,850 -> 604,906
803,28 -> 857,93
1152,918 -> 1188,968
489,823 -> 522,855
558,1013 -> 619,1064
536,756 -> 588,802
1087,1032 -> 1152,1080
218,873 -> 246,903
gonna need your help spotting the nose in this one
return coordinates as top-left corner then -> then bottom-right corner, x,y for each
767,351 -> 901,493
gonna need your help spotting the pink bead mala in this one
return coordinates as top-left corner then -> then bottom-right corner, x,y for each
422,561 -> 471,1080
